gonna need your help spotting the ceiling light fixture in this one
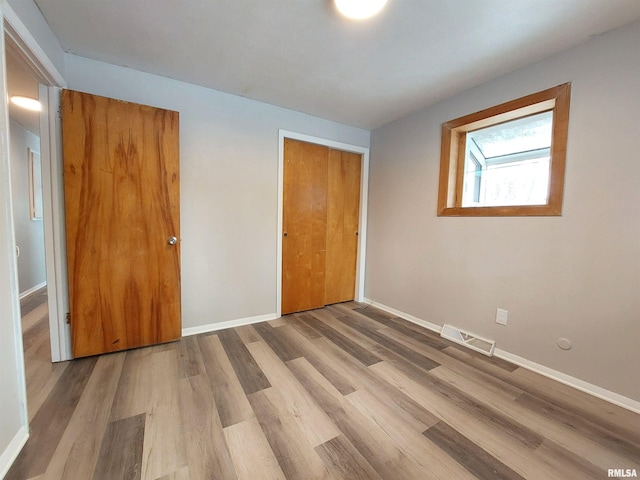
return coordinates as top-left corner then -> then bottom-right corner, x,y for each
10,96 -> 42,112
335,0 -> 388,20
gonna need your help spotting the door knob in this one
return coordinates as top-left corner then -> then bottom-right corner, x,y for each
168,236 -> 178,245
283,232 -> 288,237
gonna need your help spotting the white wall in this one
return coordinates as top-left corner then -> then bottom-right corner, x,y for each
65,54 -> 370,330
9,120 -> 45,294
366,21 -> 640,402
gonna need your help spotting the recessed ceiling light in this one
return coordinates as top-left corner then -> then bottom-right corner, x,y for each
10,96 -> 42,112
335,0 -> 388,20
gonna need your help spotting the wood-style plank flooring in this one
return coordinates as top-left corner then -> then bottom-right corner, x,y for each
8,291 -> 640,479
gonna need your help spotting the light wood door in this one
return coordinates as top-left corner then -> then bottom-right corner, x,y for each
325,149 -> 362,304
282,138 -> 361,314
62,90 -> 181,358
282,139 -> 328,314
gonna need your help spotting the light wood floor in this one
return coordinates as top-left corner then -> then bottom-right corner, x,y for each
7,290 -> 640,479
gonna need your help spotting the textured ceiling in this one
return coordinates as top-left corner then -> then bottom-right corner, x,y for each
34,0 -> 640,129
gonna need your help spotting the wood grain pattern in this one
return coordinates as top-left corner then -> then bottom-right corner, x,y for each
325,149 -> 361,304
13,292 -> 640,480
42,353 -> 126,480
234,324 -> 263,344
511,366 -> 640,443
301,313 -> 382,366
316,309 -> 382,348
178,374 -> 238,479
286,313 -> 324,339
334,314 -> 441,371
287,356 -> 435,480
21,306 -> 49,352
370,362 -> 575,479
197,334 -> 254,428
329,303 -> 394,332
224,417 -> 286,480
424,421 -> 526,480
155,467 -> 190,480
5,356 -> 97,479
309,333 -> 444,430
517,391 -> 640,459
19,286 -> 47,317
62,89 -> 181,357
374,348 -> 544,450
346,388 -> 478,479
139,347 -> 187,480
108,348 -> 155,422
353,305 -> 451,350
217,328 -> 271,395
282,139 -> 361,314
378,327 -> 523,400
247,340 -> 341,447
252,321 -> 303,362
93,414 -> 145,480
276,323 -> 358,395
20,288 -> 69,423
248,389 -> 332,480
315,434 -> 383,480
282,138 -> 328,314
177,335 -> 205,378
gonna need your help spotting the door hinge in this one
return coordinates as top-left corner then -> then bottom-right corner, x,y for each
66,312 -> 71,324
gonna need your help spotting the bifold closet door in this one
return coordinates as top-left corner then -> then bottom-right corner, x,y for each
282,138 -> 361,315
282,139 -> 329,314
325,149 -> 361,304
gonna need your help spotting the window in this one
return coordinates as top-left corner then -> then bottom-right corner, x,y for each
437,83 -> 571,216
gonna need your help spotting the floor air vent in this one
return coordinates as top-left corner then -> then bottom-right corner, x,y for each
440,324 -> 496,356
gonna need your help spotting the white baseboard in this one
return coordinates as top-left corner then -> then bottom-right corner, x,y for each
363,298 -> 640,415
182,312 -> 279,337
19,281 -> 46,299
494,349 -> 640,414
0,426 -> 29,479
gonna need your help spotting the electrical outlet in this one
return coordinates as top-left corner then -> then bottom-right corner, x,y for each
496,308 -> 508,325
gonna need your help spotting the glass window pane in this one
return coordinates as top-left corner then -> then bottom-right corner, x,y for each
470,110 -> 553,159
482,157 -> 550,206
461,111 -> 553,207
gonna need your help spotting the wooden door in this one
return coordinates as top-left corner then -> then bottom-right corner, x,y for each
282,139 -> 328,314
325,149 -> 362,304
62,90 -> 181,358
282,138 -> 361,314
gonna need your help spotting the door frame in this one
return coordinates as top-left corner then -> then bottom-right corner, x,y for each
4,5 -> 70,362
277,130 -> 369,317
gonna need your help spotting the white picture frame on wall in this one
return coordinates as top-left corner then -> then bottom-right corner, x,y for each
28,148 -> 43,220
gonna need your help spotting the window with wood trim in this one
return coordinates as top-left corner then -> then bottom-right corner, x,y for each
437,83 -> 571,216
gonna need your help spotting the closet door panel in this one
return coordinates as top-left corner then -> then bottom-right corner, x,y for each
325,150 -> 361,305
282,139 -> 328,314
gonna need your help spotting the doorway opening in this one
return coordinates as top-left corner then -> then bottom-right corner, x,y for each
5,33 -> 56,419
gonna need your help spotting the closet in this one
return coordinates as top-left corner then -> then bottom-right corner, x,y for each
282,138 -> 361,314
